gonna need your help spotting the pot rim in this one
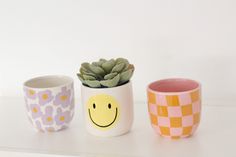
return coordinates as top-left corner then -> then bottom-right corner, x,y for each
147,78 -> 201,95
23,75 -> 74,90
81,81 -> 132,90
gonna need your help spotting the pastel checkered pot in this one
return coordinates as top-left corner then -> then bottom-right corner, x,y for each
147,78 -> 201,139
23,75 -> 75,132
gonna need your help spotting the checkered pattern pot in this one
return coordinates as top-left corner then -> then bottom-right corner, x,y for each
147,78 -> 201,139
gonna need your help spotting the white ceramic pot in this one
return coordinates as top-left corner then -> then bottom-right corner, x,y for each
81,81 -> 134,137
23,75 -> 75,132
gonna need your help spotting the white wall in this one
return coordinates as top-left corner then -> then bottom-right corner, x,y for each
0,0 -> 236,104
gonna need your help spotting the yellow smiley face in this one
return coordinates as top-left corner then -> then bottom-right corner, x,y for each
86,94 -> 120,130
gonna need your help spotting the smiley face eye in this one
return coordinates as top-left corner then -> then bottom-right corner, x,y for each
108,103 -> 111,109
93,103 -> 96,109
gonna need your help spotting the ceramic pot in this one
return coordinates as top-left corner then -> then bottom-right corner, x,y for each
23,75 -> 75,132
81,81 -> 134,137
147,78 -> 201,139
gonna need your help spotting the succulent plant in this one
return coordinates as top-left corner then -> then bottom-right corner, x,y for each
77,58 -> 135,88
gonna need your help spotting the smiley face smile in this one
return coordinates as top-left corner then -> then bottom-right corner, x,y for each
86,94 -> 120,130
88,107 -> 118,128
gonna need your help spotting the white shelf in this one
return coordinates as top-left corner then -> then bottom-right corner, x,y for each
0,97 -> 235,157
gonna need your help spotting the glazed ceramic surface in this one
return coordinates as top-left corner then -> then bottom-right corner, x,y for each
23,75 -> 75,132
81,81 -> 134,137
147,78 -> 201,139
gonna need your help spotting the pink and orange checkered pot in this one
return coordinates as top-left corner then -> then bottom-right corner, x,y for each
147,78 -> 201,139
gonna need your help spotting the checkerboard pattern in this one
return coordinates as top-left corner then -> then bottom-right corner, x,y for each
147,89 -> 201,139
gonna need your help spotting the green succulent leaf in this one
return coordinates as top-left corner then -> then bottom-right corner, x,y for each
77,73 -> 85,83
116,58 -> 129,64
104,72 -> 117,80
121,64 -> 134,73
121,62 -> 130,72
83,74 -> 96,80
100,74 -> 120,87
81,62 -> 90,70
92,59 -> 106,67
111,63 -> 125,73
80,66 -> 88,74
80,67 -> 97,78
84,80 -> 101,88
89,64 -> 106,76
120,69 -> 133,84
102,59 -> 116,73
92,62 -> 100,67
77,58 -> 134,88
99,58 -> 107,62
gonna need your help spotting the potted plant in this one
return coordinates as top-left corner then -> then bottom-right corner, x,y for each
77,58 -> 135,137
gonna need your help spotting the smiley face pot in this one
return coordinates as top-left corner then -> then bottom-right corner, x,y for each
81,81 -> 134,137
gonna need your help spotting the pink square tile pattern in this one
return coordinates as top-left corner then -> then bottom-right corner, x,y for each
156,94 -> 168,106
158,117 -> 170,127
149,103 -> 157,115
178,93 -> 192,106
182,115 -> 194,127
170,128 -> 182,136
192,100 -> 201,114
168,107 -> 182,117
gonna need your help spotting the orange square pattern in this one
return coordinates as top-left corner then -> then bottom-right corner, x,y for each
166,95 -> 180,106
159,127 -> 170,136
191,90 -> 199,102
181,104 -> 193,116
147,90 -> 201,138
183,127 -> 192,135
148,92 -> 156,104
157,106 -> 168,117
170,117 -> 182,127
193,113 -> 200,124
150,114 -> 158,124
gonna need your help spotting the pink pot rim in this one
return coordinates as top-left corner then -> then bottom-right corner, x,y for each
147,78 -> 201,95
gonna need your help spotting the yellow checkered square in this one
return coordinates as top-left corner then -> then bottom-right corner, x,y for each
157,106 -> 168,117
170,117 -> 182,127
183,126 -> 192,135
159,126 -> 170,136
148,92 -> 156,104
191,90 -> 199,102
181,104 -> 193,116
193,113 -> 200,124
150,114 -> 158,125
166,95 -> 180,106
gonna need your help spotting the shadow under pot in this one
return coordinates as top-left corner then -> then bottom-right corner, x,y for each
81,81 -> 134,137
